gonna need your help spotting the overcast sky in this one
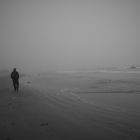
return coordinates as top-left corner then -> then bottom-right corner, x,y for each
1,0 -> 140,72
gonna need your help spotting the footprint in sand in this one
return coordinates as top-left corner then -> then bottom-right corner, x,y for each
8,102 -> 16,109
40,123 -> 49,126
27,81 -> 31,84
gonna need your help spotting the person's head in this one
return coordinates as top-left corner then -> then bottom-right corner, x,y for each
13,68 -> 16,72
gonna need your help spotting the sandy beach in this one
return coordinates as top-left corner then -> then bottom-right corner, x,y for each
0,71 -> 140,140
1,0 -> 140,139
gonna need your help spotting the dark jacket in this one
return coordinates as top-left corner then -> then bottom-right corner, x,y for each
11,71 -> 19,81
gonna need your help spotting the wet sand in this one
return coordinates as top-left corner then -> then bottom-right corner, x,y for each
0,72 -> 140,140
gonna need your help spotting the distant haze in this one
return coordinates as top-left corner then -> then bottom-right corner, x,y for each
1,0 -> 140,73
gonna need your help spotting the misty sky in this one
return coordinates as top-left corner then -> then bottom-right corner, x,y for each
1,0 -> 140,72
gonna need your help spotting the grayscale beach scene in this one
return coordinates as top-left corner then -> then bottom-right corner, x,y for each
1,0 -> 140,140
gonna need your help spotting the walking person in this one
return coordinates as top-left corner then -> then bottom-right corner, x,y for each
11,68 -> 19,92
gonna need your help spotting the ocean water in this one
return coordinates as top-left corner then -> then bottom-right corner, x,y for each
21,70 -> 140,112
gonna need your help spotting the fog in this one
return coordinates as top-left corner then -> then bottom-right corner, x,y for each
1,0 -> 140,73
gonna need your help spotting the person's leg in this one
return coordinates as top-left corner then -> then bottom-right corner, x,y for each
13,80 -> 16,91
15,80 -> 19,92
17,80 -> 19,92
